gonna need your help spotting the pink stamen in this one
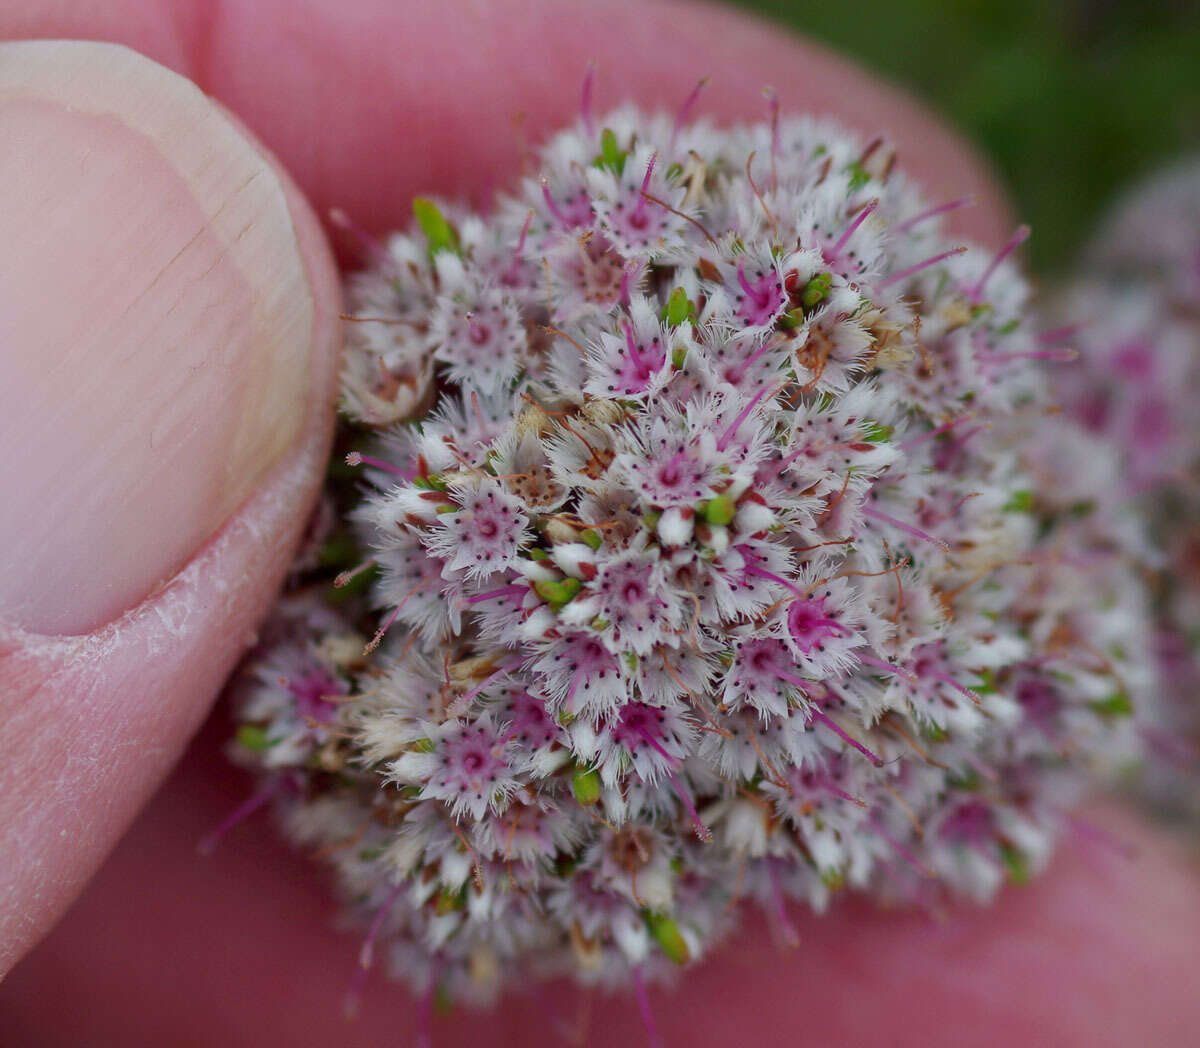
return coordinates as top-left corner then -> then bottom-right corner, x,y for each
832,198 -> 880,254
944,423 -> 989,455
502,209 -> 535,284
717,382 -> 781,452
345,451 -> 411,478
461,663 -> 515,711
555,666 -> 584,712
342,957 -> 369,1020
766,859 -> 800,948
898,413 -> 975,452
364,601 -> 405,655
470,389 -> 489,433
764,87 -> 781,191
623,317 -> 652,378
632,724 -> 676,766
580,64 -> 596,136
540,179 -> 574,229
618,261 -> 639,307
983,347 -> 1078,364
334,558 -> 378,590
858,654 -> 917,682
871,816 -> 934,877
198,781 -> 279,856
329,207 -> 393,270
359,879 -> 407,970
628,153 -> 659,229
893,195 -> 975,234
863,506 -> 951,552
968,224 -> 1030,301
670,77 -> 708,150
670,776 -> 713,842
633,969 -> 665,1048
416,980 -> 435,1048
809,709 -> 883,766
823,780 -> 868,807
1038,323 -> 1083,345
744,564 -> 803,596
878,246 -> 967,290
931,671 -> 982,706
775,669 -> 813,696
736,263 -> 759,299
465,583 -> 528,605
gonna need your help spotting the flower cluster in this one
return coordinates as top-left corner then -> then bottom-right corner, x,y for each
229,92 -> 1146,1004
1045,159 -> 1200,818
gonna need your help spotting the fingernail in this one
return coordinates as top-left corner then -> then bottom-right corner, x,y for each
0,42 -> 316,635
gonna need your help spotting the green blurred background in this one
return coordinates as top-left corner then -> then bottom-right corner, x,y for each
734,0 -> 1200,272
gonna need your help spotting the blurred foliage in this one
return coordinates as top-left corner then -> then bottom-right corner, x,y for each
734,0 -> 1200,271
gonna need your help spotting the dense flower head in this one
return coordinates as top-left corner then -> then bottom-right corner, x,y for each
229,92 -> 1148,1004
1044,159 -> 1200,818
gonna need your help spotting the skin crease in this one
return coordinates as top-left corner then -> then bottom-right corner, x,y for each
0,1 -> 1197,1044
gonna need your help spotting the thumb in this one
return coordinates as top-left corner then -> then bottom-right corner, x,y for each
0,40 -> 340,972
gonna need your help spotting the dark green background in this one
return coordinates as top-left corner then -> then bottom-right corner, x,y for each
735,0 -> 1200,272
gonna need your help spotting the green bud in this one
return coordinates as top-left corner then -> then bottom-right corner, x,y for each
579,528 -> 603,551
972,668 -> 999,695
1004,489 -> 1035,513
844,161 -> 870,192
946,768 -> 981,792
235,724 -> 272,752
594,127 -> 627,175
820,867 -> 847,891
413,737 -> 436,753
999,842 -> 1030,884
1089,691 -> 1133,718
413,473 -> 448,491
529,547 -> 551,561
779,307 -> 806,330
663,286 -> 696,327
572,766 -> 602,805
861,420 -> 893,443
645,912 -> 691,965
800,271 -> 833,312
534,577 -> 582,610
700,494 -> 736,526
434,887 -> 467,915
412,197 -> 460,258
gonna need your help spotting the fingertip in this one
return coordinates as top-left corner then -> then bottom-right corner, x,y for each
0,40 -> 340,972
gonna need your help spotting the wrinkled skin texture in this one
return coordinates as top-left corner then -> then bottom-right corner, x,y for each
0,2 -> 1197,1045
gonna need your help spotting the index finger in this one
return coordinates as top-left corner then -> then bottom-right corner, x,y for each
2,0 -> 1014,249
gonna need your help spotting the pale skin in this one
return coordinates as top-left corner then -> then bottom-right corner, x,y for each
0,2 -> 1197,1044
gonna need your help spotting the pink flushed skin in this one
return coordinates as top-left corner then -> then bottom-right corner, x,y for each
2,717 -> 1199,1047
0,102 -> 343,975
0,0 -> 1013,254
